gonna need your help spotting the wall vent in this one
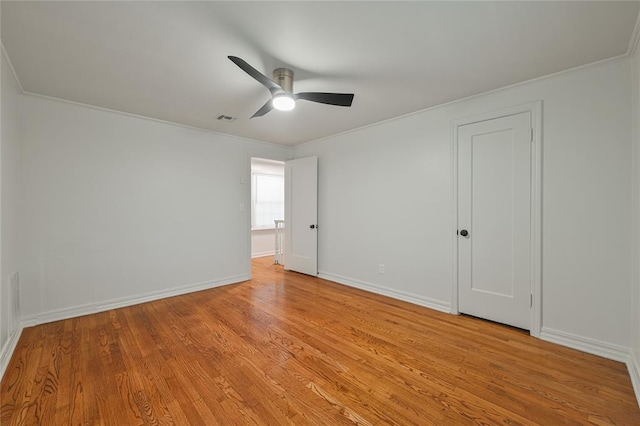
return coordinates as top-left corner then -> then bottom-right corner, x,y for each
217,115 -> 236,122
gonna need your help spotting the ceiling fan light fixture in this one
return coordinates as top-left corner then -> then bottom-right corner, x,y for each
228,56 -> 354,118
272,94 -> 296,111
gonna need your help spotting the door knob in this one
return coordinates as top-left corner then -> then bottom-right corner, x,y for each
459,229 -> 469,237
310,224 -> 316,229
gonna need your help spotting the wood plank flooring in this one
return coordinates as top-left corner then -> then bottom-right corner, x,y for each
1,256 -> 639,425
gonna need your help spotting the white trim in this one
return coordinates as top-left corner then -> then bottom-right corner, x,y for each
451,101 -> 543,338
0,324 -> 24,381
21,92 -> 290,149
0,42 -> 25,384
252,250 -> 275,259
295,55 -> 626,150
540,327 -> 629,363
1,43 -> 25,93
530,102 -> 544,338
4,42 -> 631,152
245,154 -> 253,280
319,271 -> 451,314
628,351 -> 640,407
628,8 -> 640,56
251,158 -> 286,167
542,329 -> 639,407
451,113 -> 459,316
21,274 -> 248,326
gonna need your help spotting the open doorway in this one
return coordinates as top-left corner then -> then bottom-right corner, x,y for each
250,158 -> 285,267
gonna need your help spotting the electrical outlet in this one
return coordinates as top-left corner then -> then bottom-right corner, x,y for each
378,264 -> 385,274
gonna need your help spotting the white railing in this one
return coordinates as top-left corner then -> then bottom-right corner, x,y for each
274,220 -> 285,265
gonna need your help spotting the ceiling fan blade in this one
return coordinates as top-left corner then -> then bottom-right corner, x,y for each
251,99 -> 274,118
294,92 -> 354,107
228,56 -> 283,94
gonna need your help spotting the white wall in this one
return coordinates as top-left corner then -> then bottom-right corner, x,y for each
2,38 -> 636,396
251,229 -> 276,258
295,58 -> 633,351
19,94 -> 291,322
1,47 -> 22,366
631,36 -> 640,401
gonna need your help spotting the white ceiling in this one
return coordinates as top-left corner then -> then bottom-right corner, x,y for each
2,1 -> 639,145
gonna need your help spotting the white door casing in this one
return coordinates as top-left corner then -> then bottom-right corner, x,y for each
284,157 -> 318,276
455,105 -> 541,332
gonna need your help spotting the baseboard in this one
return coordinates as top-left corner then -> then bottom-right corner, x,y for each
0,323 -> 24,381
540,327 -> 630,363
318,271 -> 451,314
628,350 -> 640,407
251,251 -> 275,258
21,273 -> 249,326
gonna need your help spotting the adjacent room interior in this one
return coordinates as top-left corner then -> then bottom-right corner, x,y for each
250,158 -> 285,262
1,1 -> 640,424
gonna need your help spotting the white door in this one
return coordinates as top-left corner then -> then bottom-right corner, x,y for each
284,157 -> 318,276
458,112 -> 532,330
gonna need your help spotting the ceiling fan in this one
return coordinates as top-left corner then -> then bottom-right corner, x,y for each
228,56 -> 354,118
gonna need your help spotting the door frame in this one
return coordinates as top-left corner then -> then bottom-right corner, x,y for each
451,101 -> 543,337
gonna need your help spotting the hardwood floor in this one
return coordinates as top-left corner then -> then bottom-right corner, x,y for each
1,257 -> 639,425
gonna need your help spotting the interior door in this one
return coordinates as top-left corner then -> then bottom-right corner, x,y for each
284,156 -> 318,276
458,112 -> 532,330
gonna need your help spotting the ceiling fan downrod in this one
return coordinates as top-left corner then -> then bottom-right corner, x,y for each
228,55 -> 354,118
272,68 -> 294,93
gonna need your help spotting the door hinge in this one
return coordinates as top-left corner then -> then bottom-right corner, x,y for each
530,128 -> 534,143
529,294 -> 533,307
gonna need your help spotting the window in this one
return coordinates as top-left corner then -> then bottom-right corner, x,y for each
252,173 -> 284,229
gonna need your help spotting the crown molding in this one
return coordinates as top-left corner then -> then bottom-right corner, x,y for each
22,91 -> 292,150
628,8 -> 640,56
296,54 -> 629,149
1,42 -> 25,93
2,40 -> 290,150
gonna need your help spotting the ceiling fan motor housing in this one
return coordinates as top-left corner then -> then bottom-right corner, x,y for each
227,56 -> 354,117
273,68 -> 294,93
